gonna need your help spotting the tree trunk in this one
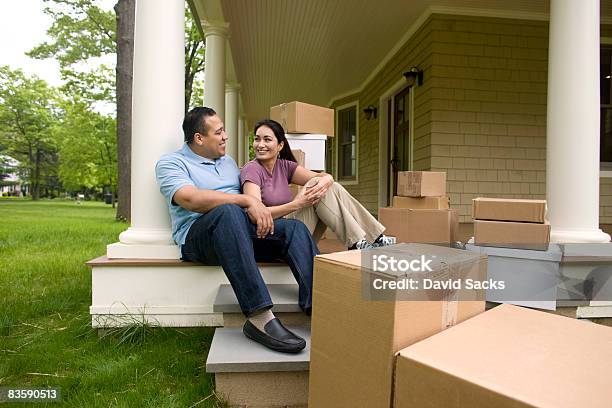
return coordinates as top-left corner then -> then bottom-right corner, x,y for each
114,0 -> 134,222
32,148 -> 41,200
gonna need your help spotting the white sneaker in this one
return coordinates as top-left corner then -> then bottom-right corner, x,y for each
352,238 -> 373,250
372,235 -> 396,247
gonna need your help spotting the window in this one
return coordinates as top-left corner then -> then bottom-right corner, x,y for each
337,105 -> 357,181
601,46 -> 612,164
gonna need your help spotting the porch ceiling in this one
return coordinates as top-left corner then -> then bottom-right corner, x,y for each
194,0 -> 612,126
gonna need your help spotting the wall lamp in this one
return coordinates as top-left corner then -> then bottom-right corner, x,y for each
363,105 -> 377,120
403,66 -> 423,87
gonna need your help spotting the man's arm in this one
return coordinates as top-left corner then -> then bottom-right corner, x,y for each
173,185 -> 251,212
173,185 -> 274,238
242,181 -> 315,219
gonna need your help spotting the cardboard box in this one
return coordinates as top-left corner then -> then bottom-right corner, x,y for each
393,196 -> 450,210
309,245 -> 487,408
472,197 -> 547,223
379,208 -> 458,245
270,101 -> 335,136
394,304 -> 612,408
397,171 -> 446,197
474,220 -> 550,251
291,149 -> 305,167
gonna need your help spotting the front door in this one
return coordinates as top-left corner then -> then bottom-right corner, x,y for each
389,86 -> 412,197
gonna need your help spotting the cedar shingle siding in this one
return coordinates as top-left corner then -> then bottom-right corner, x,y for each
330,14 -> 612,223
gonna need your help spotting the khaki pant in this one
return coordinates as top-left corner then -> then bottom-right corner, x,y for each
285,182 -> 385,247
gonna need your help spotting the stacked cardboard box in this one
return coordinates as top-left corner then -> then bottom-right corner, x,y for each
308,244 -> 487,408
396,171 -> 446,197
394,304 -> 612,408
379,171 -> 457,245
472,198 -> 549,250
270,101 -> 334,136
270,101 -> 334,171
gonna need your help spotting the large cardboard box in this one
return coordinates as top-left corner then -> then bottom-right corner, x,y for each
472,197 -> 546,223
474,220 -> 550,250
270,101 -> 335,136
379,208 -> 458,244
397,171 -> 446,197
394,304 -> 612,408
309,245 -> 487,408
393,195 -> 450,209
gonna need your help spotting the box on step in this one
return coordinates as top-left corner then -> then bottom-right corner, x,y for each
309,244 -> 487,408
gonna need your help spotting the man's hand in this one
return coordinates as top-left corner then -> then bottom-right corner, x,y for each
245,195 -> 274,238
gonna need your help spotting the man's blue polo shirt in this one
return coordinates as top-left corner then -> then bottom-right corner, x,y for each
155,143 -> 240,246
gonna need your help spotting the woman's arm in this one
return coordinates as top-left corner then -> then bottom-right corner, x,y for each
242,181 -> 313,219
291,166 -> 334,200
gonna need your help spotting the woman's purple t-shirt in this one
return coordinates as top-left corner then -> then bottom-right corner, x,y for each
240,159 -> 298,206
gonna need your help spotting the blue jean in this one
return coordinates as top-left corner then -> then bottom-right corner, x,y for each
181,204 -> 319,316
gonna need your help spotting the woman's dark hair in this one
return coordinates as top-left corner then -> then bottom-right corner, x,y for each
183,107 -> 217,144
253,119 -> 297,162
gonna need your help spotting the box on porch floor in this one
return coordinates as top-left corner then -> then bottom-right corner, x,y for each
379,208 -> 458,245
392,195 -> 449,209
396,171 -> 446,197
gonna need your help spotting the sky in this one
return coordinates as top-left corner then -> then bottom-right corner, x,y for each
0,0 -> 116,87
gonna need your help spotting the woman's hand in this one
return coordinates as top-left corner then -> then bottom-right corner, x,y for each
305,174 -> 334,202
292,187 -> 316,209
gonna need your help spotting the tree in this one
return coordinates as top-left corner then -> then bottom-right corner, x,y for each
185,8 -> 206,113
30,0 -> 205,220
54,101 -> 117,199
0,67 -> 59,200
114,0 -> 134,220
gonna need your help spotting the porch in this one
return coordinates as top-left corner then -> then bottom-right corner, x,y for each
90,0 -> 612,325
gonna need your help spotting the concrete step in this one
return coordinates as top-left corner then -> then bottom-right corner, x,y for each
214,283 -> 310,328
207,326 -> 310,407
206,326 -> 310,373
214,284 -> 302,313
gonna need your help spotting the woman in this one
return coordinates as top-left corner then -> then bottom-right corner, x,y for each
240,118 -> 394,250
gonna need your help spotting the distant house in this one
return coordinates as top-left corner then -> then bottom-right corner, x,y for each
0,155 -> 26,197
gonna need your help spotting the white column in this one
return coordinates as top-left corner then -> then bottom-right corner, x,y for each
202,22 -> 228,121
107,0 -> 184,259
238,114 -> 246,165
546,0 -> 610,243
224,83 -> 240,162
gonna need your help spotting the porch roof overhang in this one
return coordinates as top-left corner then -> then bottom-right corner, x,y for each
191,0 -> 612,126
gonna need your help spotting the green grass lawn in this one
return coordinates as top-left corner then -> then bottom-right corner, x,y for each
0,200 -> 222,407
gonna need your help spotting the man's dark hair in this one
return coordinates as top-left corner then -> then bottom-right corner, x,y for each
253,119 -> 297,162
183,107 -> 217,144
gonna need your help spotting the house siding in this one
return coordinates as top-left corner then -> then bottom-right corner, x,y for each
330,17 -> 434,214
428,15 -> 548,222
329,13 -> 612,224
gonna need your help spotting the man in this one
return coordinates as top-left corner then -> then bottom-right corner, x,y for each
156,107 -> 318,353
